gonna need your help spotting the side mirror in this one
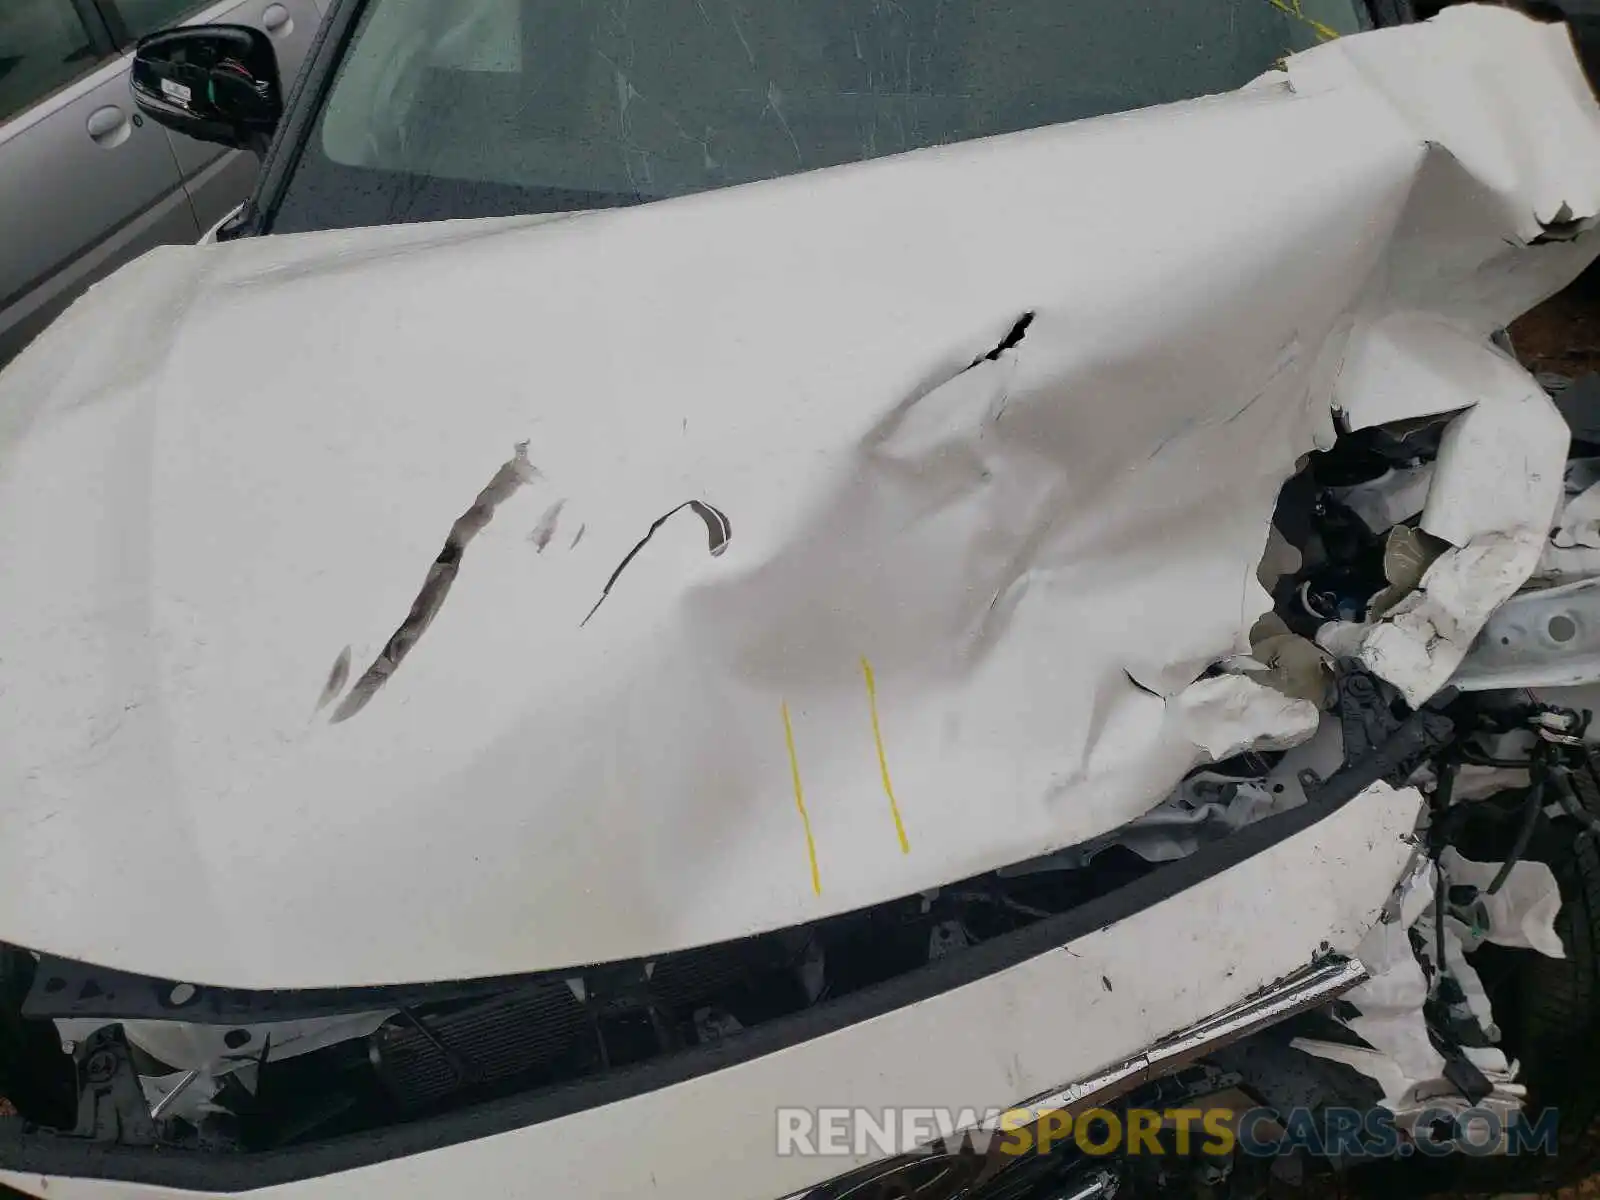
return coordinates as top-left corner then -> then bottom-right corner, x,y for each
131,25 -> 283,156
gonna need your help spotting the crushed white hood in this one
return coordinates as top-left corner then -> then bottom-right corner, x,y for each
1,6 -> 1597,989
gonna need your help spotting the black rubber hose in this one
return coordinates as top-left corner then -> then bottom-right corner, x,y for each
1488,773 -> 1547,896
1553,765 -> 1600,839
1433,760 -> 1457,988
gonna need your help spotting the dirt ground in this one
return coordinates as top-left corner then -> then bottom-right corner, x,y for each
1512,275 -> 1600,379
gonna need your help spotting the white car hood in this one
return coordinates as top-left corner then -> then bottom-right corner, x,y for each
1,5 -> 1598,990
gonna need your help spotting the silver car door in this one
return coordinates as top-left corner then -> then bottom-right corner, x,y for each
100,0 -> 323,233
0,0 -> 197,366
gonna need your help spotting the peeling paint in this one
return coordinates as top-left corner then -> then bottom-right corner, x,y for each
331,444 -> 539,723
315,647 -> 352,712
581,500 -> 731,626
529,500 -> 567,553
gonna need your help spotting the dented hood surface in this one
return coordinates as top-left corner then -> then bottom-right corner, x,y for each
2,7 -> 1599,990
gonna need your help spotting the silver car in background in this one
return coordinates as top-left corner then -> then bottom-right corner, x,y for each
0,0 -> 323,365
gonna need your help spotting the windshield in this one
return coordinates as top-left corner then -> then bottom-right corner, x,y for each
269,0 -> 1367,234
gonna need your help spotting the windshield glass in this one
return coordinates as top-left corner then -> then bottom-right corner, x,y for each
270,0 -> 1367,234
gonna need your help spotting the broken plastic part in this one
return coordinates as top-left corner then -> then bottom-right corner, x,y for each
1367,525 -> 1450,621
1241,624 -> 1335,706
1439,848 -> 1566,958
1170,674 -> 1322,763
1301,666 -> 1456,806
1355,532 -> 1551,709
1293,837 -> 1533,1125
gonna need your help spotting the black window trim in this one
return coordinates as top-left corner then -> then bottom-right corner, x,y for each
89,0 -> 228,50
230,0 -> 361,237
67,0 -> 120,60
90,0 -> 133,48
0,0 -> 120,128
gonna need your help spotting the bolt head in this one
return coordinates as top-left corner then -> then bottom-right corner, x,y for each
84,1050 -> 117,1083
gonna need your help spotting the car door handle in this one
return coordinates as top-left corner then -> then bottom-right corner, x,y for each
86,105 -> 131,147
262,3 -> 292,34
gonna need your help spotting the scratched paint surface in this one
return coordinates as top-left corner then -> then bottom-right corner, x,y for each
0,8 -> 1598,986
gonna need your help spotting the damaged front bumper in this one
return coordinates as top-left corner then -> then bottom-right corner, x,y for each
5,5 -> 1600,1199
0,782 -> 1418,1200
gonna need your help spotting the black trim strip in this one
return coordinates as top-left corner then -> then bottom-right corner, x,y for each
1363,0 -> 1416,25
93,0 -> 224,49
248,0 -> 364,235
69,0 -> 119,58
2,780 -> 1382,1191
86,0 -> 128,48
0,0 -> 119,128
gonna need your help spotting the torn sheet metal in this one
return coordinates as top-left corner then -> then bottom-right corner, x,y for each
1004,773 -> 1297,871
1454,575 -> 1600,691
1169,675 -> 1322,762
1328,855 -> 1451,1096
1002,706 -> 1347,873
1292,1034 -> 1525,1141
1553,480 -> 1600,549
1292,835 -> 1566,1128
1294,854 -> 1521,1125
0,6 -> 1597,987
1531,452 -> 1600,582
1327,356 -> 1571,707
1355,528 -> 1556,707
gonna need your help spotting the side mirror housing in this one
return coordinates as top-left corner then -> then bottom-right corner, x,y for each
131,25 -> 283,155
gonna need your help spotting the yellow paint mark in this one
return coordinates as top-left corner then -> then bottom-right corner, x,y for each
861,657 -> 911,854
782,702 -> 821,895
1266,0 -> 1340,42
